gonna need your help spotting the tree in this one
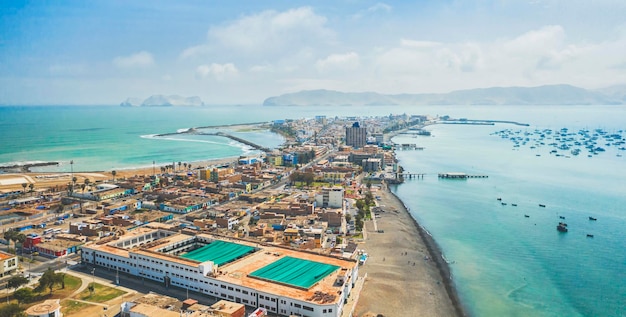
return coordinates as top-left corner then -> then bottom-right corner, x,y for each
88,283 -> 95,295
160,166 -> 166,174
111,170 -> 117,181
56,272 -> 66,289
7,275 -> 29,293
36,268 -> 61,295
13,288 -> 33,304
345,213 -> 352,224
178,161 -> 182,171
3,230 -> 24,254
183,162 -> 188,170
28,183 -> 35,196
0,304 -> 25,317
84,178 -> 90,191
21,183 -> 27,195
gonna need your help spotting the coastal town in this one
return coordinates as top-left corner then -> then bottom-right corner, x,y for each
0,114 -> 460,317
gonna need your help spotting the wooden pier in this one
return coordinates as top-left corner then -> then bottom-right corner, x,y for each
400,173 -> 425,179
438,172 -> 488,179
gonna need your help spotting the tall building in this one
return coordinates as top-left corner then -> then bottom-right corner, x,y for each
345,122 -> 367,149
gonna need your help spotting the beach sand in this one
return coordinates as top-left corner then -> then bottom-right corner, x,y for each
354,186 -> 465,317
0,157 -> 240,192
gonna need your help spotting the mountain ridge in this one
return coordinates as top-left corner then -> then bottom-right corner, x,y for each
120,95 -> 204,107
263,84 -> 625,106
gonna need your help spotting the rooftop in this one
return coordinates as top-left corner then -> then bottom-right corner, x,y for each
180,240 -> 256,266
249,256 -> 340,289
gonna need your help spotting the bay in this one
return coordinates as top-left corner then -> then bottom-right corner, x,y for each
1,104 -> 624,316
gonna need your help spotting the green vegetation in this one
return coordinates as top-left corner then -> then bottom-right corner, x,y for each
13,288 -> 34,304
3,230 -> 25,254
34,268 -> 66,295
61,299 -> 93,316
289,172 -> 315,187
77,283 -> 127,303
0,303 -> 25,317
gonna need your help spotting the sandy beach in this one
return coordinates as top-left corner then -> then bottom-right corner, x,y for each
0,157 -> 240,192
354,186 -> 466,317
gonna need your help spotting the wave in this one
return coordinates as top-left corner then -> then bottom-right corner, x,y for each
144,135 -> 240,147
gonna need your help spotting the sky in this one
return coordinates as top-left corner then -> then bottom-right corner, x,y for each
0,0 -> 625,105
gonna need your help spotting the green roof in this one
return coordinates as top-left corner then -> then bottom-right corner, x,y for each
180,240 -> 255,266
249,256 -> 340,289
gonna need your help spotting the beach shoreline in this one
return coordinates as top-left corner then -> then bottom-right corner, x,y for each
387,189 -> 468,317
353,182 -> 467,317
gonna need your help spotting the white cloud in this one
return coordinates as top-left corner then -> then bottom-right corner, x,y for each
196,63 -> 238,80
352,2 -> 392,19
113,51 -> 154,68
367,3 -> 392,13
182,7 -> 332,60
316,52 -> 360,72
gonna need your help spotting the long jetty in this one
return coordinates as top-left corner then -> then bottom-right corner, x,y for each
441,119 -> 529,126
154,124 -> 272,152
0,162 -> 59,172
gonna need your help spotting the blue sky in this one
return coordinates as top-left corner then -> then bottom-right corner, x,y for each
1,0 -> 625,105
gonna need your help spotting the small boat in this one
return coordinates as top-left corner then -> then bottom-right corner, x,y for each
557,223 -> 568,232
586,234 -> 594,238
501,202 -> 507,206
539,204 -> 546,208
511,204 -> 517,207
524,215 -> 530,218
559,216 -> 565,219
497,198 -> 502,201
588,216 -> 597,221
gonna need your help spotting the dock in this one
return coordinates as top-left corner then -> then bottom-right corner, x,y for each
438,172 -> 488,179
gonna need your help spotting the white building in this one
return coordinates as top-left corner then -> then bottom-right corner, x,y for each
25,299 -> 62,317
82,227 -> 359,317
0,250 -> 18,277
315,187 -> 344,209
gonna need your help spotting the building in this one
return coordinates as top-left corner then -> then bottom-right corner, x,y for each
345,122 -> 367,149
83,227 -> 359,317
0,250 -> 18,277
121,293 -> 245,317
315,187 -> 344,209
25,299 -> 62,317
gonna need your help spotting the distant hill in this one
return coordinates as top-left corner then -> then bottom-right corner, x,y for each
263,85 -> 624,106
120,95 -> 204,107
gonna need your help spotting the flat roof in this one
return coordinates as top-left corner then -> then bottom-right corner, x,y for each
249,256 -> 340,289
180,240 -> 255,266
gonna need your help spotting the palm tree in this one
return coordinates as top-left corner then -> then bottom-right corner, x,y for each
28,183 -> 35,196
84,178 -> 90,192
160,166 -> 166,174
111,170 -> 117,181
72,176 -> 77,185
21,183 -> 27,195
81,184 -> 86,193
183,162 -> 188,170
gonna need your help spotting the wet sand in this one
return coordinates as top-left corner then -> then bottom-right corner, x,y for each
354,186 -> 467,317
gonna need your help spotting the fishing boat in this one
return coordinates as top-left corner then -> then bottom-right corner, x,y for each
588,216 -> 597,221
539,204 -> 546,208
586,234 -> 594,238
557,222 -> 568,232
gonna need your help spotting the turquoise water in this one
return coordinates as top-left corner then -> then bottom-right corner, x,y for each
391,108 -> 626,316
1,104 -> 625,316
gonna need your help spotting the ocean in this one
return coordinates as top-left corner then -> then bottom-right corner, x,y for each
1,104 -> 625,316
